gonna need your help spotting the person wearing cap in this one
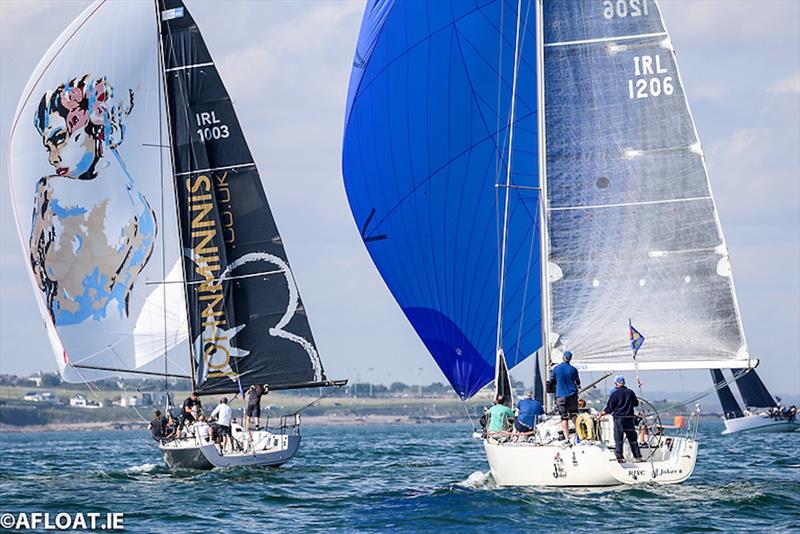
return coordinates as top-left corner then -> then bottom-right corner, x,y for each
514,390 -> 544,434
179,391 -> 202,429
600,375 -> 643,463
210,397 -> 234,453
550,351 -> 581,442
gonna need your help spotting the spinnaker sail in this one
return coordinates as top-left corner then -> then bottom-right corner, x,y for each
542,0 -> 751,371
342,0 -> 542,399
9,0 -> 330,395
8,0 -> 189,383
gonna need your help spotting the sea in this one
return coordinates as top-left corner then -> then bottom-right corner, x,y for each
0,422 -> 797,533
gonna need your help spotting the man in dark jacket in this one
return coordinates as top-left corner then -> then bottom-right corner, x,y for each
600,375 -> 643,462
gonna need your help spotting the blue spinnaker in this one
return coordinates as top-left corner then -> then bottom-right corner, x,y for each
343,0 -> 541,399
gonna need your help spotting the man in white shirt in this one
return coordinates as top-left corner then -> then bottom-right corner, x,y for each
210,397 -> 234,453
193,414 -> 212,443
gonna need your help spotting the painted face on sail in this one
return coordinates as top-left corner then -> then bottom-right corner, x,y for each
41,111 -> 98,179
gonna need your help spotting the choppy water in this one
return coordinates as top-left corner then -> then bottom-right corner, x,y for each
1,422 -> 798,532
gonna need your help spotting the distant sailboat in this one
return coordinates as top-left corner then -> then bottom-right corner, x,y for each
712,369 -> 798,434
342,0 -> 759,486
9,0 -> 343,469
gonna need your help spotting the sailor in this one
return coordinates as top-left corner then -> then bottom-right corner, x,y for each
514,391 -> 544,434
193,414 -> 212,443
487,395 -> 514,434
148,409 -> 166,442
244,384 -> 268,431
550,351 -> 581,442
599,375 -> 643,463
180,391 -> 202,428
210,397 -> 234,452
164,413 -> 178,440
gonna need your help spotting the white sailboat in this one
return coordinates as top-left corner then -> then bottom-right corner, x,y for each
342,0 -> 758,486
8,0 -> 344,470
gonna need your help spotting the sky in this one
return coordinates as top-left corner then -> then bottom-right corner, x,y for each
0,0 -> 798,396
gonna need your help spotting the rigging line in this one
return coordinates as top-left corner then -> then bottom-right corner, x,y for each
547,195 -> 712,212
156,3 -> 169,396
495,0 -> 522,357
462,401 -> 478,432
512,192 -> 540,364
282,384 -> 346,417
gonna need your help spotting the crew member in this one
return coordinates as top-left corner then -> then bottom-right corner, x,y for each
487,395 -> 514,434
210,397 -> 234,453
550,351 -> 581,441
148,409 -> 166,442
514,391 -> 544,434
180,391 -> 202,428
193,414 -> 212,443
600,375 -> 643,463
244,384 -> 268,431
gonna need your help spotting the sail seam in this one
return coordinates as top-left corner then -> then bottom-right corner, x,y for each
174,162 -> 255,176
544,31 -> 667,48
548,195 -> 712,212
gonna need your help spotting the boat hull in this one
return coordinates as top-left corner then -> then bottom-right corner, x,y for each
160,440 -> 215,470
484,436 -> 698,487
158,426 -> 302,469
721,415 -> 799,435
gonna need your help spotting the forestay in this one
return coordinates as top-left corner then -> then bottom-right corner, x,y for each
159,0 -> 326,393
8,0 -> 189,382
542,0 -> 750,371
343,0 -> 542,399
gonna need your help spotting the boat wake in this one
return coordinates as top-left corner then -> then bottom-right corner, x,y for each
124,463 -> 160,474
455,470 -> 495,490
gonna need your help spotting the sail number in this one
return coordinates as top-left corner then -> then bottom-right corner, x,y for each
628,54 -> 673,99
603,0 -> 649,19
196,111 -> 230,142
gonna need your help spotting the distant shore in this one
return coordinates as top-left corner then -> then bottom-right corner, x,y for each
0,414 -> 465,433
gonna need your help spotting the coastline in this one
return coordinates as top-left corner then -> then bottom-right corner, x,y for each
0,414 -> 463,433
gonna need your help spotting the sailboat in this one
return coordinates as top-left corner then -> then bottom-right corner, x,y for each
8,0 -> 343,469
342,0 -> 759,486
712,369 -> 798,435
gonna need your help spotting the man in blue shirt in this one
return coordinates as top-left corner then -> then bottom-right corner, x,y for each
600,375 -> 643,462
514,390 -> 544,434
550,351 -> 580,441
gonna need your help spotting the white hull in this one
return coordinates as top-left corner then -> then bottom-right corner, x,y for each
721,414 -> 799,435
483,414 -> 699,487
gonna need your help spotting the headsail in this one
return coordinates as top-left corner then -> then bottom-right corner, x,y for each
8,0 -> 189,382
342,0 -> 542,399
159,0 -> 326,394
710,369 -> 743,420
542,0 -> 751,371
735,369 -> 777,409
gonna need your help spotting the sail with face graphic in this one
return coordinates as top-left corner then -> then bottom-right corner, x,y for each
8,0 -> 189,383
159,0 -> 326,394
342,0 -> 543,400
9,0 -> 333,395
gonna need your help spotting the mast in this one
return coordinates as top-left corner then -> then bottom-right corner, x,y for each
534,0 -> 552,413
494,0 -> 523,407
153,0 -> 197,389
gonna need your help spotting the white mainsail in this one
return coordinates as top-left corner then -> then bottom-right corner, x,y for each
8,0 -> 189,382
541,0 -> 751,372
